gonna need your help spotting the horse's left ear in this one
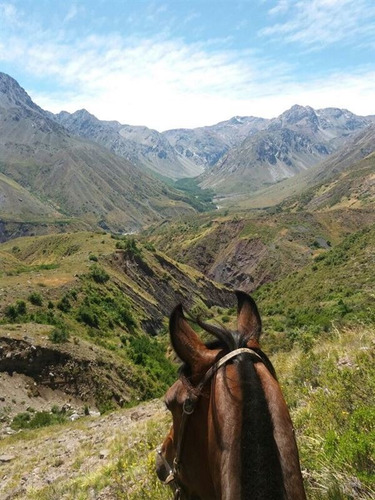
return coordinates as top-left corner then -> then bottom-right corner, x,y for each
169,304 -> 218,373
235,290 -> 262,341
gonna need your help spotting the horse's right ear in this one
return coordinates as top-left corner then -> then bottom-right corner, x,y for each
235,291 -> 262,341
169,304 -> 217,371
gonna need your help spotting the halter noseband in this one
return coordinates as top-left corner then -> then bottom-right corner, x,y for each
158,347 -> 264,499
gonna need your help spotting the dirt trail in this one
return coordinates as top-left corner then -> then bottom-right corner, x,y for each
0,399 -> 166,500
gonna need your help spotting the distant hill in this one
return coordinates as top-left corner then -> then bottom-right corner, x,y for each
200,105 -> 374,195
0,72 -> 198,233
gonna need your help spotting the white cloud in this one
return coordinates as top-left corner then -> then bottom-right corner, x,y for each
0,27 -> 294,129
64,5 -> 80,23
261,0 -> 375,48
0,2 -> 22,27
1,2 -> 375,130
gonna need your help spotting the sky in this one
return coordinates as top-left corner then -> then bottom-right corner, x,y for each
1,0 -> 375,131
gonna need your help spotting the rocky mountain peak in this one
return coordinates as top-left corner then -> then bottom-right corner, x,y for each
272,104 -> 318,130
0,72 -> 40,112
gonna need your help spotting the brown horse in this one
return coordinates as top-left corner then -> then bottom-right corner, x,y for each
156,291 -> 306,500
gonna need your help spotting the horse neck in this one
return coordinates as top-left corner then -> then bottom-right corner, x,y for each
208,355 -> 306,500
238,358 -> 287,500
254,362 -> 307,500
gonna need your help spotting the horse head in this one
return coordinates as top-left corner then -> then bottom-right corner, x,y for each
156,291 -> 306,500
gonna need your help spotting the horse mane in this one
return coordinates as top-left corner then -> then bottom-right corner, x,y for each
178,317 -> 286,499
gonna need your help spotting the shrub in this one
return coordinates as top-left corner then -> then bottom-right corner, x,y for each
118,306 -> 136,330
57,295 -> 71,312
49,327 -> 69,343
77,306 -> 99,328
143,241 -> 156,252
11,409 -> 67,430
28,292 -> 43,306
89,254 -> 98,262
4,304 -> 18,321
16,300 -> 27,315
115,237 -> 142,257
90,265 -> 110,283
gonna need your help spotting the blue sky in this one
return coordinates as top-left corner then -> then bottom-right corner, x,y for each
1,0 -> 375,131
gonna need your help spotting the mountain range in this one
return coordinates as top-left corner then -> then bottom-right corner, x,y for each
1,71 -> 375,234
199,105 -> 375,194
52,98 -> 375,199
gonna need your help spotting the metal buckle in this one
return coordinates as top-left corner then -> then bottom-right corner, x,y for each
183,397 -> 196,415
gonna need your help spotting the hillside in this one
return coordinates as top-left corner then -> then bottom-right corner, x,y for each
0,172 -> 60,221
144,208 -> 375,291
0,231 -> 232,422
253,224 -> 375,349
0,73 -> 199,232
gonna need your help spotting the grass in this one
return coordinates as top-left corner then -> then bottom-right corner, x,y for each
270,324 -> 374,498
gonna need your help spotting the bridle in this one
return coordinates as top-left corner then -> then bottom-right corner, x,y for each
157,347 -> 264,500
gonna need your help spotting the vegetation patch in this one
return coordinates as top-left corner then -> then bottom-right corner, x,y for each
11,407 -> 68,430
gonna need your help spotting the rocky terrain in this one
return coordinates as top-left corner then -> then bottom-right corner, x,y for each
0,398 -> 168,499
144,208 -> 375,293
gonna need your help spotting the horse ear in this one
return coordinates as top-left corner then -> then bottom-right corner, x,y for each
235,291 -> 262,341
169,304 -> 216,371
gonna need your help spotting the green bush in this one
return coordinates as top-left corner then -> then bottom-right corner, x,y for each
57,295 -> 72,312
90,265 -> 110,283
16,300 -> 27,315
77,306 -> 99,328
126,335 -> 176,395
3,300 -> 28,322
143,242 -> 156,252
28,292 -> 43,306
118,306 -> 136,330
11,409 -> 67,430
49,327 -> 69,343
115,237 -> 142,257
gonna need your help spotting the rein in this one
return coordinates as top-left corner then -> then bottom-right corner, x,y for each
158,347 -> 264,499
